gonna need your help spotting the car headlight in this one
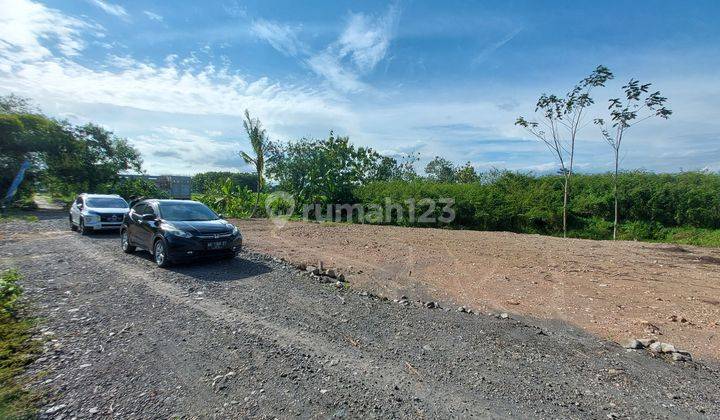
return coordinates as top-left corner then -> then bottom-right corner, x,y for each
83,212 -> 100,222
164,225 -> 192,238
231,226 -> 239,236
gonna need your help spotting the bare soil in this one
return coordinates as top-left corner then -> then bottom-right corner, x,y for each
2,215 -> 720,418
236,219 -> 720,360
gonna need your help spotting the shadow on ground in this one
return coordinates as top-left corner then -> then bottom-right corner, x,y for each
83,228 -> 272,281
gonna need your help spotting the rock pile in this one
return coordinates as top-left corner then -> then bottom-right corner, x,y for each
623,338 -> 692,362
306,265 -> 347,283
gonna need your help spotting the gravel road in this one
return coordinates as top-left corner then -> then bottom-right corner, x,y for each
1,215 -> 719,419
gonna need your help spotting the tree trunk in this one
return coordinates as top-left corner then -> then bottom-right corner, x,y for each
562,173 -> 569,238
251,176 -> 261,218
613,149 -> 619,240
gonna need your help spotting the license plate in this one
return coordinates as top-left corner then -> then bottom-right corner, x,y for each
207,241 -> 226,250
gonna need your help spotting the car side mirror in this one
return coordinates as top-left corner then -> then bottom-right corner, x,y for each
142,214 -> 156,221
217,213 -> 224,219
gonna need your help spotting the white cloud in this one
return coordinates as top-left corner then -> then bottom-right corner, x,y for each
0,0 -> 97,61
472,28 -> 522,65
305,4 -> 400,93
337,5 -> 400,71
143,10 -> 163,22
87,0 -> 128,19
250,19 -> 305,57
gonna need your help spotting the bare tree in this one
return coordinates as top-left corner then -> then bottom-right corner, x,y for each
239,110 -> 268,217
516,65 -> 613,237
594,80 -> 671,239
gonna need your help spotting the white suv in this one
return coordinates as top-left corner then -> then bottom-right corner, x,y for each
69,194 -> 129,234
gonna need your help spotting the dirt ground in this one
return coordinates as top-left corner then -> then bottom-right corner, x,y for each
236,219 -> 720,360
7,216 -> 720,418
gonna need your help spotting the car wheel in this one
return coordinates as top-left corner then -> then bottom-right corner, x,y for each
79,218 -> 90,235
154,240 -> 170,268
69,216 -> 77,231
121,230 -> 136,253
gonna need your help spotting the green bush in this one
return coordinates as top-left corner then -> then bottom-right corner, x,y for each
353,171 -> 720,245
191,172 -> 257,194
618,221 -> 664,241
0,269 -> 22,314
193,177 -> 265,219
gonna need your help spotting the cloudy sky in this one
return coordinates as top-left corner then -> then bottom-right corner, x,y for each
1,0 -> 719,175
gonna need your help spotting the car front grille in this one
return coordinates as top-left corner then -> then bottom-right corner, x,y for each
195,233 -> 233,240
100,213 -> 125,222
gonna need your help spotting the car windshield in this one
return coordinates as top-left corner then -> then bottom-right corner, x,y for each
159,202 -> 218,221
86,197 -> 128,208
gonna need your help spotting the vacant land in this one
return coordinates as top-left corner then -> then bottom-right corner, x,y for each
1,215 -> 719,418
236,219 -> 720,360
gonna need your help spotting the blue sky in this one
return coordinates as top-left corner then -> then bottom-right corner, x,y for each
1,0 -> 719,175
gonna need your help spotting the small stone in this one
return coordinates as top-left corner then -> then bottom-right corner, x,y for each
671,352 -> 686,362
638,338 -> 656,347
425,301 -> 439,309
660,343 -> 676,353
457,306 -> 468,313
325,269 -> 337,278
89,407 -> 99,414
45,404 -> 67,414
649,342 -> 663,353
624,339 -> 643,349
499,313 -> 509,319
337,274 -> 346,282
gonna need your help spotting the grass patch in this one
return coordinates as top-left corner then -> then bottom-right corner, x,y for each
659,227 -> 720,248
0,269 -> 40,419
0,213 -> 38,223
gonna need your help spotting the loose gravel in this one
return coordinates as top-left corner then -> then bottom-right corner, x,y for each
1,215 -> 719,419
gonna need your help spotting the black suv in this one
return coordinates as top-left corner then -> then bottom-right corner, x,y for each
120,199 -> 242,267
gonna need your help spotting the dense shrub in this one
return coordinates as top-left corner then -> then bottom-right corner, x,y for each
193,177 -> 265,218
354,171 -> 720,240
191,172 -> 257,194
0,269 -> 22,314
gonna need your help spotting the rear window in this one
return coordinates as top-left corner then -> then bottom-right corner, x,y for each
86,197 -> 128,208
159,202 -> 218,221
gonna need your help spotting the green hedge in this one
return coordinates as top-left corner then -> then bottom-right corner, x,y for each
354,171 -> 720,241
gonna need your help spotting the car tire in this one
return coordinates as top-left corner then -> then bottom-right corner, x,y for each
121,230 -> 135,253
69,216 -> 77,231
78,218 -> 90,235
153,239 -> 171,268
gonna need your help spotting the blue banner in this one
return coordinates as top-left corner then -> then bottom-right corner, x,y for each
3,160 -> 31,205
